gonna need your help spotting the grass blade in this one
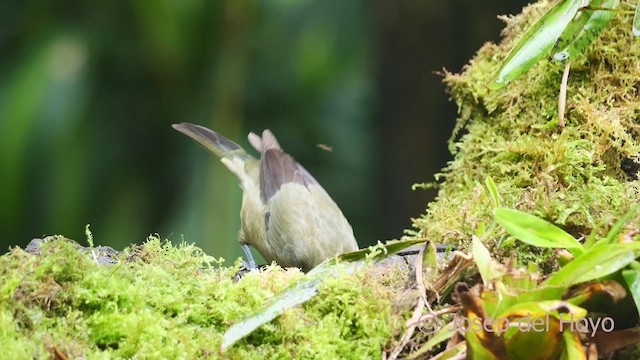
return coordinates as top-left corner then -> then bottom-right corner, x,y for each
605,204 -> 640,244
485,176 -> 501,207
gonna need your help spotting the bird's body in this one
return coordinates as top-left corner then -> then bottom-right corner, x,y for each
173,123 -> 358,271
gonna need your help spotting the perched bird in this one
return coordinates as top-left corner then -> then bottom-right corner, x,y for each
173,123 -> 358,272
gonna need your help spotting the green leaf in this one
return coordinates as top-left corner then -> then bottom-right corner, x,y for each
605,204 -> 640,244
499,301 -> 586,359
335,239 -> 425,264
544,243 -> 640,287
623,269 -> 640,318
553,0 -> 619,61
423,241 -> 438,274
414,341 -> 466,360
221,239 -> 424,350
472,235 -> 503,284
465,322 -> 501,360
407,322 -> 456,359
499,300 -> 588,320
517,285 -> 566,303
494,208 -> 584,257
583,222 -> 602,249
221,276 -> 324,350
490,0 -> 582,89
562,327 -> 587,359
506,318 -> 562,359
485,176 -> 501,207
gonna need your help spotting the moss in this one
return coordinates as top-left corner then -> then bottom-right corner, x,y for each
0,236 -> 404,359
411,0 -> 640,266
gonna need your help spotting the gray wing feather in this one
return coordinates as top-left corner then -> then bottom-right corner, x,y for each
256,129 -> 322,201
260,149 -> 305,202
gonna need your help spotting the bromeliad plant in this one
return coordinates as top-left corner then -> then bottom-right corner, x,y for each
491,0 -> 640,89
414,178 -> 640,359
470,206 -> 640,358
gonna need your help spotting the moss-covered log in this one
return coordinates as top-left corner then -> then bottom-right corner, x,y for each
412,1 -> 640,266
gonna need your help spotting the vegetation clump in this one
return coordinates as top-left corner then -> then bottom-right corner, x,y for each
0,236 -> 403,359
412,1 -> 640,263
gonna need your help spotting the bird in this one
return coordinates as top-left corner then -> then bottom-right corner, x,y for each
172,123 -> 358,272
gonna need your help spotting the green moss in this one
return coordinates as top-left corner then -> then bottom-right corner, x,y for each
0,236 -> 403,358
412,1 -> 640,265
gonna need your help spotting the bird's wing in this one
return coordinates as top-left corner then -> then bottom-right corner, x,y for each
260,149 -> 307,202
257,129 -> 323,202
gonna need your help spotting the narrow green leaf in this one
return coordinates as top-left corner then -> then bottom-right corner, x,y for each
490,0 -> 582,89
498,300 -> 587,320
553,3 -> 596,57
335,239 -> 425,264
423,241 -> 438,273
518,285 -> 566,303
623,269 -> 640,317
563,327 -> 587,359
553,0 -> 619,61
472,235 -> 503,284
474,222 -> 486,237
221,277 -> 323,350
544,243 -> 640,287
583,222 -> 602,249
414,341 -> 466,360
465,321 -> 499,360
494,208 -> 584,257
485,176 -> 501,207
407,322 -> 456,359
605,204 -> 640,244
221,239 -> 424,350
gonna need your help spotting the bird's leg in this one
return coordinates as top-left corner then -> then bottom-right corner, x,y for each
241,244 -> 258,271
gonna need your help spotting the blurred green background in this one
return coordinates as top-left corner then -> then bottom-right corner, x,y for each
0,0 -> 529,263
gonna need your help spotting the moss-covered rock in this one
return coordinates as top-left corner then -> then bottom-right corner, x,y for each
411,0 -> 640,266
0,237 -> 404,359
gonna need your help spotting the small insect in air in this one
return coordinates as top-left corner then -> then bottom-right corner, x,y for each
317,143 -> 333,152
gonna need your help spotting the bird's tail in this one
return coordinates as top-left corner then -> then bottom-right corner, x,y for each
172,123 -> 252,161
248,129 -> 282,153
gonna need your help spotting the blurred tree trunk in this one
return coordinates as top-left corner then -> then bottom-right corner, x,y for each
203,0 -> 257,260
373,0 -> 530,240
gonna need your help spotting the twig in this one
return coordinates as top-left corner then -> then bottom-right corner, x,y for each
558,62 -> 571,129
